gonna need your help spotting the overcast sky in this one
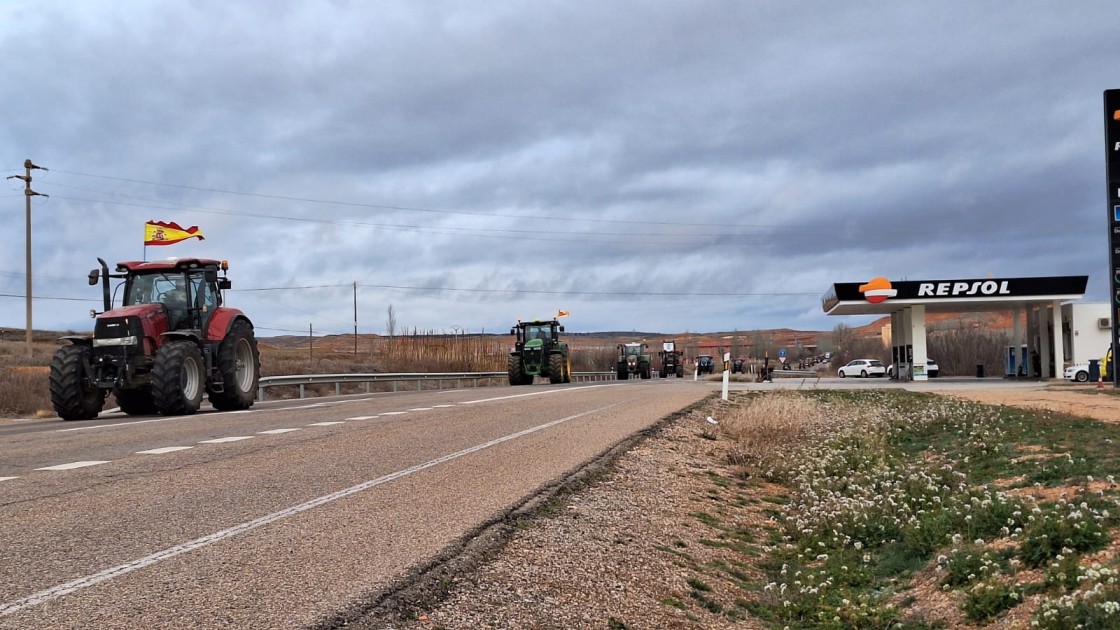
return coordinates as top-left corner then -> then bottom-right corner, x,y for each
1,1 -> 1115,337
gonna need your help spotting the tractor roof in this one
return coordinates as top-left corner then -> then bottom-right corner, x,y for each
518,319 -> 559,326
115,258 -> 225,273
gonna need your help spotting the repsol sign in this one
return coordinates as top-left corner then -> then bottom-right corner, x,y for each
917,281 -> 1010,297
822,275 -> 1088,312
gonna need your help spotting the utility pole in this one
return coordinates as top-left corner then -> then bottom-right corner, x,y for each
353,281 -> 358,355
7,159 -> 48,357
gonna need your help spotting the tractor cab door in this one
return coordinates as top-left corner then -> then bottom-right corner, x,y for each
188,273 -> 220,337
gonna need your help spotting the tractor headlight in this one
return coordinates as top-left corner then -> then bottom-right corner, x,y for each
93,336 -> 138,347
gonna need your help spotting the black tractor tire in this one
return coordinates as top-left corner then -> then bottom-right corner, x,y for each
659,367 -> 667,378
508,354 -> 526,385
616,363 -> 628,380
640,361 -> 651,379
563,356 -> 572,383
152,341 -> 205,416
114,387 -> 158,416
209,319 -> 261,411
676,365 -> 684,378
549,353 -> 565,384
49,345 -> 105,421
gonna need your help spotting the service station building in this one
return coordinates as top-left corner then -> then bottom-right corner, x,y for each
821,276 -> 1101,381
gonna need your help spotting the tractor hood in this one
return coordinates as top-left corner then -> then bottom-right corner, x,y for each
524,338 -> 544,350
97,303 -> 170,338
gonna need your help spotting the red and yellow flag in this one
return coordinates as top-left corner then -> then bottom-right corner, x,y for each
144,220 -> 204,246
556,310 -> 570,318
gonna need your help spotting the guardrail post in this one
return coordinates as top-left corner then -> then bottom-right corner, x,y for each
335,382 -> 341,396
299,383 -> 306,399
258,385 -> 266,401
417,380 -> 422,391
365,382 -> 371,393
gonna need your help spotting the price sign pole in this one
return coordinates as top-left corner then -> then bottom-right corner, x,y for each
1105,90 -> 1120,386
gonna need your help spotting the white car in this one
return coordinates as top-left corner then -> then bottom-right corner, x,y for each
887,359 -> 940,378
1065,364 -> 1091,382
838,359 -> 887,378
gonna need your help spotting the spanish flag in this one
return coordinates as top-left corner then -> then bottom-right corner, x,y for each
144,221 -> 204,246
556,310 -> 570,318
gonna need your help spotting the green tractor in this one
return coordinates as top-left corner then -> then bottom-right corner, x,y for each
616,342 -> 652,380
508,318 -> 571,385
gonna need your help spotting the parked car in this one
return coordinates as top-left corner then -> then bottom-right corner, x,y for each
1065,364 -> 1091,382
838,359 -> 886,378
887,359 -> 940,378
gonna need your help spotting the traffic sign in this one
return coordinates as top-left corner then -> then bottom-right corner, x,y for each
778,348 -> 786,357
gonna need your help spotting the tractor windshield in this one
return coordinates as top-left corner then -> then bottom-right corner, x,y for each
524,325 -> 552,342
623,345 -> 642,357
125,272 -> 184,307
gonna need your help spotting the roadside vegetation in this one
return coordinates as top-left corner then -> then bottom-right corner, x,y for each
674,390 -> 1120,628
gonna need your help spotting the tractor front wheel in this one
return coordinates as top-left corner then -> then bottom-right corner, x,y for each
508,354 -> 527,385
209,320 -> 260,411
640,361 -> 651,379
549,353 -> 565,384
153,341 -> 205,416
49,345 -> 105,420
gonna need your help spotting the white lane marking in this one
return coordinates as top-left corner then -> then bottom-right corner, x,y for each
56,416 -> 181,433
346,415 -> 379,421
307,422 -> 345,427
0,400 -> 623,617
136,447 -> 194,455
258,428 -> 302,435
409,407 -> 433,412
0,477 -> 18,482
457,384 -> 616,406
433,405 -> 454,408
198,436 -> 254,444
380,411 -> 407,416
35,461 -> 111,471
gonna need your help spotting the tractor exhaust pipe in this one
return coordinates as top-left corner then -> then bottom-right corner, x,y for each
97,257 -> 111,312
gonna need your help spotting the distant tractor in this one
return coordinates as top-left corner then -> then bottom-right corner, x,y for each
658,341 -> 685,378
696,354 -> 715,375
731,358 -> 746,374
616,342 -> 651,380
49,257 -> 260,420
508,318 -> 571,385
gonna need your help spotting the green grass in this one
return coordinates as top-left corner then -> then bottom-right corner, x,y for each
689,390 -> 1120,628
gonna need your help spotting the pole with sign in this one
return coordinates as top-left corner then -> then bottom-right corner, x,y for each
1105,90 -> 1120,386
721,352 -> 731,400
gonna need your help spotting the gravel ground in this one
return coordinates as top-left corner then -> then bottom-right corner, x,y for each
370,399 -> 766,630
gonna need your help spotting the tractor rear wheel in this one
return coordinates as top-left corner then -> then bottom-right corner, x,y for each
49,345 -> 105,420
114,387 -> 157,416
563,356 -> 572,383
209,319 -> 260,411
153,341 -> 205,416
549,353 -> 564,384
616,363 -> 628,380
640,361 -> 651,379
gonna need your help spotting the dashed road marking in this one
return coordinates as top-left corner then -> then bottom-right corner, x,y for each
0,477 -> 18,482
136,447 -> 194,455
199,436 -> 254,444
346,415 -> 379,420
409,407 -> 433,411
307,421 -> 345,427
35,461 -> 111,471
380,411 -> 407,416
258,428 -> 302,435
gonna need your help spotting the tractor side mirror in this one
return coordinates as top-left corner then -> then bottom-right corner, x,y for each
217,278 -> 231,291
559,325 -> 564,332
88,268 -> 100,285
510,327 -> 517,336
204,269 -> 219,283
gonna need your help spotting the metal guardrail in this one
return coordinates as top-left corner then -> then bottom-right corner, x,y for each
257,371 -> 618,400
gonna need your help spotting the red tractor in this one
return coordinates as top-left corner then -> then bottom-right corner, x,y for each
49,257 -> 260,420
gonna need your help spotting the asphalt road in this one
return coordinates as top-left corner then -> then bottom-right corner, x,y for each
0,380 -> 709,629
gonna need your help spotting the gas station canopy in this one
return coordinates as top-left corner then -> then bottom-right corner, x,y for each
822,276 -> 1088,316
